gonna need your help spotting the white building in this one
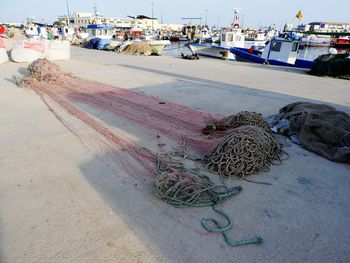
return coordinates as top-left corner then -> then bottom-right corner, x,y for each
305,22 -> 350,33
57,12 -> 183,32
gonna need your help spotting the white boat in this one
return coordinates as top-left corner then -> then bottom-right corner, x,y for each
149,40 -> 171,54
211,33 -> 220,43
188,28 -> 245,61
24,24 -> 47,39
60,26 -> 75,41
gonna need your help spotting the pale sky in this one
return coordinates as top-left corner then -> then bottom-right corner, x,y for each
1,0 -> 350,29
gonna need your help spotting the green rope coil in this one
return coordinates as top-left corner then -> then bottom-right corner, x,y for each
154,136 -> 263,247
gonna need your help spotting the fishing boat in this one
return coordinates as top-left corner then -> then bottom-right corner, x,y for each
86,24 -> 115,41
231,36 -> 315,69
118,28 -> 170,55
188,28 -> 244,61
194,26 -> 211,42
60,26 -> 75,41
24,23 -> 48,39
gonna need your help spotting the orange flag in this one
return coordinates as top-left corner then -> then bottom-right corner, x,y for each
296,10 -> 303,21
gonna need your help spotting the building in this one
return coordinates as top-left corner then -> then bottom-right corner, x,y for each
57,12 -> 183,32
57,15 -> 75,25
305,22 -> 350,33
73,12 -> 98,27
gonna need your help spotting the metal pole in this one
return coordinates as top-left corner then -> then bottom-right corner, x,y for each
205,9 -> 208,26
65,0 -> 70,26
151,2 -> 154,31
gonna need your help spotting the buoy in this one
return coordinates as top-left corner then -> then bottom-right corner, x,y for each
329,47 -> 338,55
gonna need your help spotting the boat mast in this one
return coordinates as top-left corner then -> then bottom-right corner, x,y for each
65,0 -> 70,26
232,8 -> 240,27
151,2 -> 154,32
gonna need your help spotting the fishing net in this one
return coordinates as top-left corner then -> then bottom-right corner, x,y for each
19,59 -> 266,247
122,42 -> 157,56
309,53 -> 350,80
203,111 -> 271,137
205,125 -> 283,180
17,58 -> 66,85
18,59 -> 217,155
270,101 -> 350,163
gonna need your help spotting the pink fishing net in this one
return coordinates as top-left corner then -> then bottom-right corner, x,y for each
22,59 -> 219,177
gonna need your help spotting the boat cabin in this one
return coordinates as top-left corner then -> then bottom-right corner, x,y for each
261,37 -> 299,64
87,24 -> 115,40
220,29 -> 245,48
131,28 -> 143,41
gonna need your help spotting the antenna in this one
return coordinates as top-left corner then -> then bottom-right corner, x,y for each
205,9 -> 208,26
94,2 -> 98,16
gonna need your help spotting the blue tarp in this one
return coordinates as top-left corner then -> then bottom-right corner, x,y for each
86,38 -> 100,49
86,38 -> 112,50
97,39 -> 111,50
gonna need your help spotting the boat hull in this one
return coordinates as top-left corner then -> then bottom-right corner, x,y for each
149,40 -> 171,55
188,43 -> 236,61
231,47 -> 315,69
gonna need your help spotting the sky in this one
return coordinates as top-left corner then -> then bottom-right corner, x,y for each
1,0 -> 350,29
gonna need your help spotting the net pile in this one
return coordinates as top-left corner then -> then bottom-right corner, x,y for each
205,125 -> 283,179
203,111 -> 271,137
17,58 -> 68,85
309,53 -> 350,80
121,42 -> 157,56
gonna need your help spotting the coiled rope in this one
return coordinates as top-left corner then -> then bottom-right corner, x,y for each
203,111 -> 272,138
205,125 -> 283,180
154,136 -> 263,247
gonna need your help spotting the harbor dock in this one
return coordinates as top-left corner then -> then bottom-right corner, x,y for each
0,47 -> 349,263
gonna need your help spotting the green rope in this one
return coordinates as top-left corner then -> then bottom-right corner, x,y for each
154,135 -> 263,247
202,205 -> 263,247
